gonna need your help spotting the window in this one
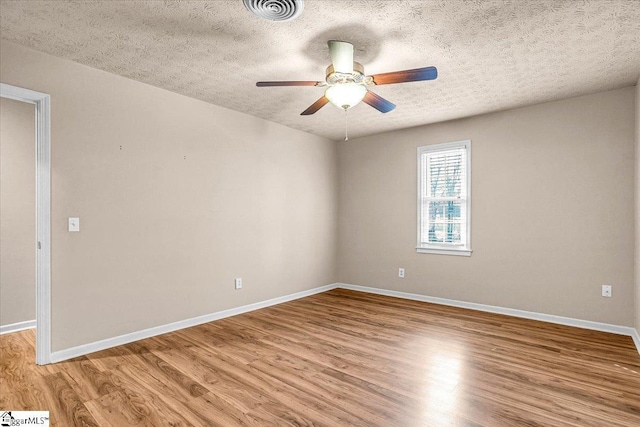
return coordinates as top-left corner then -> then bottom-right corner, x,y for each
417,140 -> 471,256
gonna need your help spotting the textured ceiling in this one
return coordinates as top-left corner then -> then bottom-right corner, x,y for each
1,0 -> 639,141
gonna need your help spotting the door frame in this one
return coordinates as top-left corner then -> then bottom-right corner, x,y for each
1,83 -> 51,365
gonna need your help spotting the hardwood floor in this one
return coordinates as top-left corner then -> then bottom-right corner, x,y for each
1,288 -> 639,426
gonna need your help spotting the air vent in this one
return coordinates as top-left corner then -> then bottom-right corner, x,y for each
243,0 -> 304,22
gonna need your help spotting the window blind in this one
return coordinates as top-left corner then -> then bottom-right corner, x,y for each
419,144 -> 469,249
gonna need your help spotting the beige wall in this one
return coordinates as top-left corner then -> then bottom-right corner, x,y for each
0,97 -> 36,327
636,77 -> 640,333
0,41 -> 338,351
338,88 -> 636,326
0,38 -> 636,353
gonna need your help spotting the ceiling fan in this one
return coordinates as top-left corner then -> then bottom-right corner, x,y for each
256,40 -> 438,116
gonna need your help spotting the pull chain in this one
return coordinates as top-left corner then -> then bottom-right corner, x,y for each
344,108 -> 349,141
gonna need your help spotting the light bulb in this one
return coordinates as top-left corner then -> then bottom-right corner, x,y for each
325,83 -> 367,110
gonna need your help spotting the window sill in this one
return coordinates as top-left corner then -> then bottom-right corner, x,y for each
416,247 -> 472,256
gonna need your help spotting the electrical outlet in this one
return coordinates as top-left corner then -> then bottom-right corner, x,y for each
602,285 -> 612,298
235,278 -> 242,290
398,268 -> 405,278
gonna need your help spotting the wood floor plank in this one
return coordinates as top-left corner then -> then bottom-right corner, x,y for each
123,341 -> 210,399
43,372 -> 100,426
54,357 -> 119,403
84,387 -> 192,427
148,332 -> 339,424
2,289 -> 639,426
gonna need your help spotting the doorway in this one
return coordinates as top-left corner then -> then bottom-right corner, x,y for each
0,83 -> 51,365
1,98 -> 35,335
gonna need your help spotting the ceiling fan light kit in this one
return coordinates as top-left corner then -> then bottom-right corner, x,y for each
325,83 -> 367,110
256,40 -> 438,117
243,0 -> 304,22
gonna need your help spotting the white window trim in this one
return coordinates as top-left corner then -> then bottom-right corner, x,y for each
416,140 -> 472,256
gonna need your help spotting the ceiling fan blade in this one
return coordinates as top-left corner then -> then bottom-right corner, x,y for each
363,91 -> 396,113
301,96 -> 330,115
328,40 -> 354,74
256,81 -> 323,87
369,66 -> 437,85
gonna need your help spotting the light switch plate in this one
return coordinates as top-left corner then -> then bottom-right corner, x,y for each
68,217 -> 79,232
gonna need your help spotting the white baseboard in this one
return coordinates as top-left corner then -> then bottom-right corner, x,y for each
48,282 -> 640,363
338,283 -> 640,355
50,284 -> 338,363
631,328 -> 640,355
0,319 -> 36,335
